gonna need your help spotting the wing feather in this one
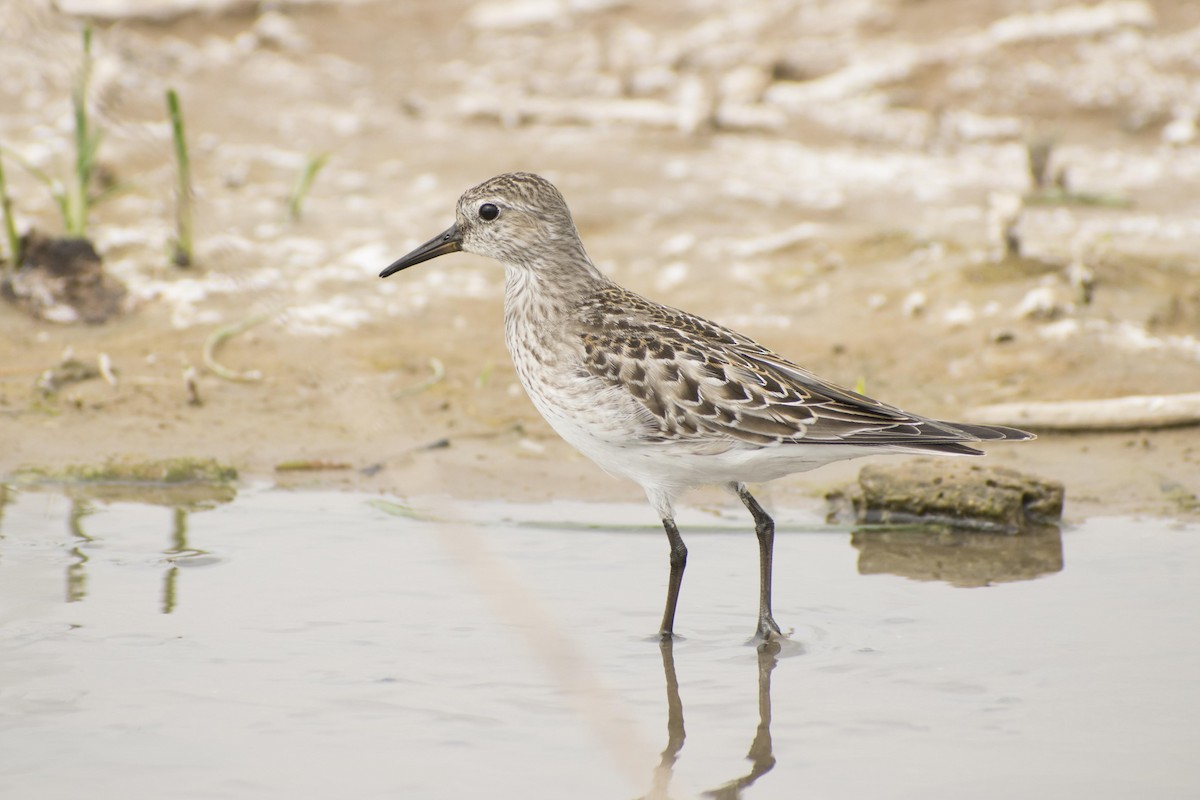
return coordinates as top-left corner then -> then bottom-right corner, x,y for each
576,286 -> 1030,452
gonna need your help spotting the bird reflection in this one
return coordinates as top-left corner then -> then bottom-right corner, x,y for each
641,639 -> 779,799
643,639 -> 687,800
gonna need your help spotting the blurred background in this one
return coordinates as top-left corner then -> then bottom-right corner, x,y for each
3,5 -> 1200,798
1,0 -> 1197,516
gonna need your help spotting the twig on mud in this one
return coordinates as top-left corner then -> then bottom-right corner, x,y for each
97,352 -> 117,386
202,313 -> 270,382
394,357 -> 445,397
183,363 -> 201,405
275,459 -> 352,472
969,392 -> 1200,431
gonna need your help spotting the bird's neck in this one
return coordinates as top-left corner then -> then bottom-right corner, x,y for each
501,248 -> 609,328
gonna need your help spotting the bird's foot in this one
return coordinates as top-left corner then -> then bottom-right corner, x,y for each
754,614 -> 786,643
657,628 -> 683,642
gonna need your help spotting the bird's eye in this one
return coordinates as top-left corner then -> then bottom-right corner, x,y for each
478,203 -> 500,221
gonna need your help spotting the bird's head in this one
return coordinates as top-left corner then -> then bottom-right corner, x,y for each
380,172 -> 589,278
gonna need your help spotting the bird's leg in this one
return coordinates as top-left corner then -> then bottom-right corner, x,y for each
659,517 -> 687,638
734,483 -> 784,641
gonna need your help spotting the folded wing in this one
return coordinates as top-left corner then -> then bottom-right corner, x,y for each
577,288 -> 1032,454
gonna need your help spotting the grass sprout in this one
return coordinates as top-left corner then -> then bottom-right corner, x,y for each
0,151 -> 20,276
4,24 -> 116,241
288,152 -> 329,221
64,24 -> 101,237
166,88 -> 194,266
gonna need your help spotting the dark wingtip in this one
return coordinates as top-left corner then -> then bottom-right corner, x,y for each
950,422 -> 1037,442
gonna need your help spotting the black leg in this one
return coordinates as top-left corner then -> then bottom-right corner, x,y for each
659,517 -> 687,637
734,483 -> 784,640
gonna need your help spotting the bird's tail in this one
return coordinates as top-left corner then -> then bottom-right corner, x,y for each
895,420 -> 1035,457
947,422 -> 1036,442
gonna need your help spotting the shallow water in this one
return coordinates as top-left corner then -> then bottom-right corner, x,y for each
1,486 -> 1197,800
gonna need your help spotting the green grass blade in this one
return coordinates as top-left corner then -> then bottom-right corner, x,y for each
68,23 -> 95,237
0,152 -> 21,274
166,88 -> 193,267
288,152 -> 330,221
0,145 -> 55,188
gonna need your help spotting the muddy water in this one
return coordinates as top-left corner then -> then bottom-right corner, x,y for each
3,1 -> 1200,521
0,487 -> 1196,799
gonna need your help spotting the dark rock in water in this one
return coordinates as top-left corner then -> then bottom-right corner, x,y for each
827,459 -> 1064,533
1,231 -> 128,324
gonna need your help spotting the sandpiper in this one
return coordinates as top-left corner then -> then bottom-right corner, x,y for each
380,172 -> 1033,641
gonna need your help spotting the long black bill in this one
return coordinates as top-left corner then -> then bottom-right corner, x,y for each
379,223 -> 463,278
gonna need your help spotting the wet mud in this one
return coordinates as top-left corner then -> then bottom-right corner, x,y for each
1,2 -> 1198,519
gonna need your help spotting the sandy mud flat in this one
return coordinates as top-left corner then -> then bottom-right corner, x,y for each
0,0 -> 1197,519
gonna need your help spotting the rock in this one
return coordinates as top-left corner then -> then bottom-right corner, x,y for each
2,232 -> 128,324
826,458 -> 1064,533
1014,282 -> 1069,320
37,352 -> 101,395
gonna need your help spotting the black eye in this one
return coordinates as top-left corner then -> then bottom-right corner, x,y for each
478,203 -> 499,221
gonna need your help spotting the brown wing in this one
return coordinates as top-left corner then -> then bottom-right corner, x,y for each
577,287 -> 1029,451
